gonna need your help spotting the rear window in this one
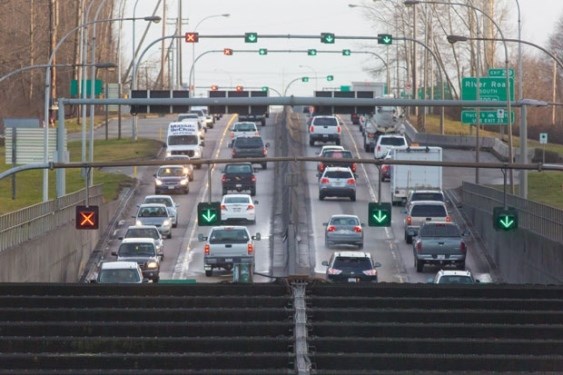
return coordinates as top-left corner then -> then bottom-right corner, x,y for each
410,204 -> 447,217
225,164 -> 252,173
209,229 -> 250,244
437,276 -> 474,284
333,257 -> 372,270
224,196 -> 251,204
118,243 -> 156,257
233,137 -> 264,147
380,137 -> 406,146
125,228 -> 160,240
330,217 -> 359,226
324,150 -> 353,159
312,117 -> 338,126
144,197 -> 172,207
411,192 -> 444,202
234,123 -> 256,131
324,171 -> 353,179
419,224 -> 460,237
157,167 -> 185,177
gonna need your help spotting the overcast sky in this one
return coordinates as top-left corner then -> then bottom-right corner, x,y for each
121,0 -> 563,96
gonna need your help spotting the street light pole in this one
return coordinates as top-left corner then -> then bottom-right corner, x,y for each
299,65 -> 318,91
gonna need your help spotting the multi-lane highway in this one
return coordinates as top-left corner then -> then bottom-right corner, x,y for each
100,109 -> 500,284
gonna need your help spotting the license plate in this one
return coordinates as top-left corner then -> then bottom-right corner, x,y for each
236,184 -> 242,188
347,278 -> 358,283
233,208 -> 241,212
322,134 -> 329,138
168,186 -> 175,190
437,255 -> 445,260
225,258 -> 233,262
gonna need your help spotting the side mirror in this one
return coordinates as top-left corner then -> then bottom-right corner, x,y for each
197,233 -> 206,242
118,236 -> 124,240
373,261 -> 382,268
158,252 -> 164,259
111,251 -> 118,256
321,260 -> 329,267
265,142 -> 270,147
254,200 -> 259,205
253,233 -> 261,241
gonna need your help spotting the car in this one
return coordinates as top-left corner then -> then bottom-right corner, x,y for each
153,165 -> 190,194
92,261 -> 146,284
322,251 -> 381,283
111,238 -> 163,282
405,189 -> 446,209
308,115 -> 341,146
323,214 -> 364,249
413,221 -> 467,272
238,112 -> 268,127
318,166 -> 357,201
119,225 -> 164,254
404,200 -> 451,244
317,145 -> 345,156
163,154 -> 194,181
230,135 -> 270,169
188,109 -> 209,129
142,195 -> 179,228
317,148 -> 357,174
220,194 -> 257,224
134,203 -> 173,239
380,149 -> 393,182
221,162 -> 257,196
374,134 -> 409,159
432,269 -> 478,284
229,122 -> 259,141
191,106 -> 215,128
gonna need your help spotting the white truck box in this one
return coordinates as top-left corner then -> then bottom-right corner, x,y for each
390,146 -> 443,205
166,122 -> 203,165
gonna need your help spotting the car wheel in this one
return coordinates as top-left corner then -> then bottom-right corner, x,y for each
185,188 -> 189,194
250,187 -> 256,196
261,120 -> 266,126
167,232 -> 172,239
189,173 -> 194,182
364,144 -> 370,152
205,270 -> 212,277
172,222 -> 177,228
358,243 -> 364,250
405,233 -> 412,244
262,162 -> 267,170
319,192 -> 325,201
309,139 -> 315,146
381,176 -> 386,182
154,276 -> 160,283
350,193 -> 356,202
325,240 -> 331,248
196,164 -> 202,170
415,258 -> 424,272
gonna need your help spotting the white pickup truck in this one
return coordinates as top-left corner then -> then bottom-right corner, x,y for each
198,226 -> 261,277
308,115 -> 341,146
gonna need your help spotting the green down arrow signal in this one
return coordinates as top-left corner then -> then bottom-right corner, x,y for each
368,202 -> 392,227
201,209 -> 216,223
372,211 -> 388,223
197,202 -> 221,226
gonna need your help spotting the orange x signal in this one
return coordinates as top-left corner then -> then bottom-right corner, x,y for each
80,212 -> 95,226
185,32 -> 199,43
76,205 -> 99,230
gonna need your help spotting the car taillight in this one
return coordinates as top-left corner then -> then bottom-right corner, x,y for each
327,225 -> 336,232
262,147 -> 267,156
353,226 -> 362,233
247,204 -> 255,211
363,269 -> 378,276
251,175 -> 257,183
204,244 -> 210,255
351,163 -> 357,173
247,243 -> 254,255
346,178 -> 356,185
327,268 -> 342,275
406,216 -> 412,225
319,163 -> 325,172
220,204 -> 227,210
415,241 -> 422,253
231,149 -> 236,157
337,126 -> 341,134
446,215 -> 452,222
460,242 -> 467,254
309,126 -> 314,133
221,175 -> 227,182
382,165 -> 389,172
320,177 -> 330,184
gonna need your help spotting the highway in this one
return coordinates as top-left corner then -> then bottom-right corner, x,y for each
99,109 -> 500,284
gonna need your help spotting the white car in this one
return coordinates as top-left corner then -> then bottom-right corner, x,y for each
134,203 -> 173,239
93,261 -> 145,284
229,122 -> 259,141
317,145 -> 345,156
374,134 -> 409,159
142,195 -> 179,228
220,194 -> 257,224
177,115 -> 205,141
119,224 -> 164,254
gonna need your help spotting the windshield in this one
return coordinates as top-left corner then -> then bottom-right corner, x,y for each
118,242 -> 156,257
419,224 -> 460,237
125,228 -> 160,240
137,206 -> 168,218
410,205 -> 447,217
333,257 -> 372,271
313,117 -> 337,126
225,164 -> 252,173
209,229 -> 250,244
234,137 -> 263,148
98,269 -> 141,283
380,137 -> 406,146
234,123 -> 256,131
157,167 -> 185,177
168,135 -> 198,145
323,150 -> 353,159
144,197 -> 173,207
324,171 -> 353,179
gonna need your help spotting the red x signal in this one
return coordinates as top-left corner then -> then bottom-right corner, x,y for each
75,205 -> 99,230
211,84 -> 219,91
185,32 -> 199,43
235,85 -> 244,92
223,48 -> 233,56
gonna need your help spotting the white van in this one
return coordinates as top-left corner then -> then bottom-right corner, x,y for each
166,122 -> 204,168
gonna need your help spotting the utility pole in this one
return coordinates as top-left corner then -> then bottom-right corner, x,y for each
49,0 -> 59,127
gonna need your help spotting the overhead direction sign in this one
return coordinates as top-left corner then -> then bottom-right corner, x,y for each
377,34 -> 392,45
197,202 -> 221,226
342,49 -> 351,56
244,32 -> 258,43
493,207 -> 518,231
461,109 -> 514,125
321,32 -> 335,44
461,77 -> 514,101
368,202 -> 392,227
488,68 -> 515,78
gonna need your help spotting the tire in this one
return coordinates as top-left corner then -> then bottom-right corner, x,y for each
250,187 -> 256,196
325,240 -> 331,248
405,233 -> 412,244
196,164 -> 202,170
189,173 -> 194,182
350,193 -> 356,202
415,258 -> 424,273
167,232 -> 172,239
153,276 -> 160,283
261,119 -> 266,126
184,188 -> 189,195
364,144 -> 370,152
319,192 -> 325,201
357,243 -> 364,250
262,162 -> 267,170
172,222 -> 177,228
309,139 -> 315,146
205,270 -> 212,277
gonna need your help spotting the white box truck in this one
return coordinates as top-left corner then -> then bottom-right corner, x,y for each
390,146 -> 443,205
166,122 -> 203,168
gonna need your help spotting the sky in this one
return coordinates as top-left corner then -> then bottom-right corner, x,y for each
121,0 -> 563,97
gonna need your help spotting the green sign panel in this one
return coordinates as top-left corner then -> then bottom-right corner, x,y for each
301,77 -> 309,83
461,77 -> 514,101
461,109 -> 514,125
493,207 -> 518,231
326,75 -> 334,81
197,202 -> 221,226
244,32 -> 258,43
321,32 -> 335,44
340,85 -> 351,91
258,48 -> 267,55
368,202 -> 392,227
342,49 -> 351,56
488,68 -> 514,78
377,34 -> 392,45
70,79 -> 104,97
307,49 -> 317,56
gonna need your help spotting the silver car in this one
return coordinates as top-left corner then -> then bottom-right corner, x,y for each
142,195 -> 179,228
119,225 -> 164,254
134,203 -> 173,239
324,214 -> 364,249
318,166 -> 357,201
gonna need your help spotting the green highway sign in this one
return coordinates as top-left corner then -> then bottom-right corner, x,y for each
307,49 -> 317,56
340,85 -> 351,91
301,77 -> 309,82
377,34 -> 392,45
326,75 -> 334,81
258,48 -> 268,55
197,202 -> 221,226
488,68 -> 515,78
493,207 -> 518,231
244,32 -> 258,43
342,49 -> 351,56
461,109 -> 514,125
461,77 -> 514,101
368,202 -> 392,227
321,32 -> 335,44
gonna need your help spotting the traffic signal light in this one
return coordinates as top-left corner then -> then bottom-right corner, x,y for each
321,32 -> 335,44
307,49 -> 317,56
493,207 -> 518,231
377,33 -> 393,45
223,48 -> 233,56
185,32 -> 199,43
368,202 -> 392,227
258,48 -> 268,55
197,202 -> 221,226
75,205 -> 99,230
326,75 -> 334,81
302,77 -> 309,82
235,85 -> 244,92
210,84 -> 219,91
245,32 -> 258,43
261,86 -> 269,92
342,49 -> 351,56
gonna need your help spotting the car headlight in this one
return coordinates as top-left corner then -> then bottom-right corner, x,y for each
193,149 -> 201,158
135,220 -> 143,226
163,219 -> 171,227
155,179 -> 163,186
166,151 -> 172,157
180,178 -> 189,185
146,261 -> 158,269
183,167 -> 190,174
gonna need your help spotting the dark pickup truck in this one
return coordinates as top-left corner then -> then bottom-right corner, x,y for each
230,136 -> 269,169
221,163 -> 257,196
238,113 -> 268,126
317,149 -> 357,174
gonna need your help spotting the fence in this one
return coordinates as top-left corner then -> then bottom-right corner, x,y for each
0,186 -> 103,252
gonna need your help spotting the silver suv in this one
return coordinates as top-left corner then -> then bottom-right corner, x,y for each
318,166 -> 357,201
404,200 -> 451,244
308,115 -> 341,146
374,134 -> 408,159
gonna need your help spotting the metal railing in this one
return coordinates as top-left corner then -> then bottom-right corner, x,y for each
0,186 -> 103,252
